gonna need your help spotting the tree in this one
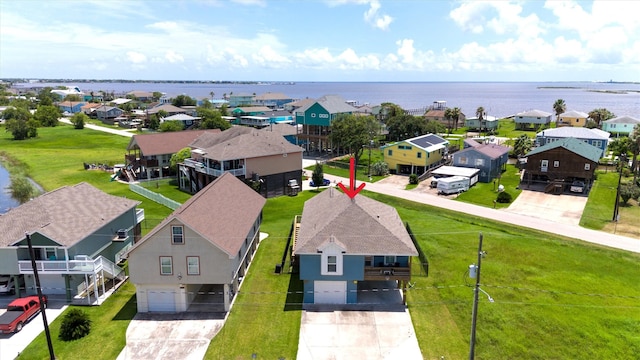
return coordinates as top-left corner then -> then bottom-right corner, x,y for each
71,112 -> 88,129
63,94 -> 82,102
619,183 -> 640,205
197,107 -> 230,130
220,104 -> 229,116
379,102 -> 405,122
311,162 -> 324,189
170,147 -> 192,171
34,105 -> 61,127
553,99 -> 566,122
588,108 -> 615,127
209,91 -> 215,100
9,176 -> 37,203
629,124 -> 640,184
4,107 -> 37,140
329,114 -> 379,163
444,107 -> 461,132
152,91 -> 163,101
59,308 -> 92,341
475,106 -> 485,121
512,134 -> 533,157
171,94 -> 197,107
37,87 -> 56,106
386,114 -> 428,141
159,120 -> 184,132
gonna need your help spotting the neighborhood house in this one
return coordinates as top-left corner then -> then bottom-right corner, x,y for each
382,133 -> 449,175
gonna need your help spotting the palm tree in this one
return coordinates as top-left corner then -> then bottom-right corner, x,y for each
451,107 -> 461,131
588,108 -> 615,128
476,106 -> 485,133
553,99 -> 566,123
444,108 -> 454,134
209,91 -> 215,100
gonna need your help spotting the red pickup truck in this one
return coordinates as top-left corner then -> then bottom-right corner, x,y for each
0,296 -> 47,333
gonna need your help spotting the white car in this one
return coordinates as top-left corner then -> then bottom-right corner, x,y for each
0,275 -> 22,295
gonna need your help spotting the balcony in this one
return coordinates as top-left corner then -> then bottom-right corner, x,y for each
364,266 -> 411,281
136,208 -> 145,224
18,255 -> 123,277
183,158 -> 246,177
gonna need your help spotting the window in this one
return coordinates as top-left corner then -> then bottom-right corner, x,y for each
459,156 -> 468,165
327,256 -> 337,273
592,140 -> 602,148
475,158 -> 484,166
553,161 -> 560,167
584,163 -> 590,170
160,256 -> 173,275
417,152 -> 422,158
388,149 -> 393,156
384,256 -> 397,265
187,256 -> 200,275
171,226 -> 184,244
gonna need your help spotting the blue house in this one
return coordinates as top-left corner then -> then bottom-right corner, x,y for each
536,127 -> 610,158
602,116 -> 640,137
292,188 -> 418,305
295,94 -> 357,152
57,101 -> 85,114
514,109 -> 552,130
452,139 -> 510,183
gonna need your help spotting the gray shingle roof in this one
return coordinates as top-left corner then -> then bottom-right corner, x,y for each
296,94 -> 358,114
603,115 -> 640,124
536,127 -> 610,140
559,110 -> 588,118
294,189 -> 418,256
457,143 -> 509,159
516,109 -> 552,117
526,137 -> 602,162
0,183 -> 140,247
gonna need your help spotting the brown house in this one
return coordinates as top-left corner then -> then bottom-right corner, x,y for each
178,126 -> 304,197
125,130 -> 221,180
522,137 -> 601,193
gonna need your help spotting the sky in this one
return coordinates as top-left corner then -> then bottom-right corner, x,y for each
1,0 -> 639,82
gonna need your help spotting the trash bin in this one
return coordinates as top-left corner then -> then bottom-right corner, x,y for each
274,264 -> 282,274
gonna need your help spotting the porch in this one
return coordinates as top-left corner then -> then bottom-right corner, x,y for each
182,158 -> 246,177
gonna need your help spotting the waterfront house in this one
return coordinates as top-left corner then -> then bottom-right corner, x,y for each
50,86 -> 84,101
284,98 -> 315,112
57,101 -> 85,114
295,94 -> 358,152
292,187 -> 418,305
382,133 -> 449,175
514,110 -> 552,130
601,116 -> 640,137
127,91 -> 155,102
535,127 -> 610,158
253,92 -> 294,109
0,183 -> 143,303
465,115 -> 499,132
178,126 -> 304,197
125,130 -> 220,180
81,103 -> 102,116
127,173 -> 266,312
452,139 -> 509,183
522,137 -> 601,193
228,93 -> 255,107
558,110 -> 589,127
160,113 -> 201,129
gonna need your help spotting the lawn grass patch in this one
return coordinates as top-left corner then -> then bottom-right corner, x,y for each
455,164 -> 522,209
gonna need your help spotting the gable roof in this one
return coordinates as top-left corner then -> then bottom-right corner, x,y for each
190,126 -> 303,161
536,127 -> 610,140
127,130 -> 219,155
516,109 -> 552,117
129,173 -> 265,257
294,189 -> 417,256
526,137 -> 602,162
260,123 -> 298,136
457,143 -> 509,159
254,92 -> 292,101
560,110 -> 588,118
406,133 -> 448,151
296,94 -> 358,114
163,113 -> 200,121
424,109 -> 445,117
146,104 -> 186,115
603,115 -> 640,124
0,183 -> 140,247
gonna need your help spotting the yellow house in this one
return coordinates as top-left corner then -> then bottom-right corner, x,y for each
558,110 -> 588,127
382,134 -> 449,175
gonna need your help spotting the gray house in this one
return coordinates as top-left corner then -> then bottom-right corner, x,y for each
452,139 -> 510,183
127,173 -> 266,312
514,110 -> 552,130
536,127 -> 610,158
0,183 -> 143,303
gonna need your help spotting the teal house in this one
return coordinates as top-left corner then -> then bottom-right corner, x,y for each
292,188 -> 418,305
295,95 -> 357,152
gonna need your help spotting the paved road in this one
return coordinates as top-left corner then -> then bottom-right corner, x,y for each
58,118 -> 136,137
315,172 -> 639,253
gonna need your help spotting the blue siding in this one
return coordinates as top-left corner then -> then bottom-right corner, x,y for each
299,254 -> 364,281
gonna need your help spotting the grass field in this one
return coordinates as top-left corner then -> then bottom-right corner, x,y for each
4,125 -> 640,359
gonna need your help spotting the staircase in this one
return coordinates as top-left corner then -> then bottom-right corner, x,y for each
545,179 -> 565,194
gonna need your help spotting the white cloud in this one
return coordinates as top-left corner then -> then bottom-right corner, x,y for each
449,1 -> 491,33
252,45 -> 291,68
126,51 -> 147,64
396,39 -> 415,63
165,51 -> 185,63
363,0 -> 393,30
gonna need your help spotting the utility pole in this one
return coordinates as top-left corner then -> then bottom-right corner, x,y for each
612,154 -> 626,221
26,232 -> 56,360
469,233 -> 484,360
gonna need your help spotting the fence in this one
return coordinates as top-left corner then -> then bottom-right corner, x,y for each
129,183 -> 182,210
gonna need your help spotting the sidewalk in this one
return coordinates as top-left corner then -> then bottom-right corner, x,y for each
58,118 -> 136,137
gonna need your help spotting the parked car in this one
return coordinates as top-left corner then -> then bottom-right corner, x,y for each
0,275 -> 24,295
570,180 -> 585,193
310,178 -> 331,187
0,295 -> 47,333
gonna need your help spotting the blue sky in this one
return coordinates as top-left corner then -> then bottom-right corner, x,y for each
1,0 -> 638,82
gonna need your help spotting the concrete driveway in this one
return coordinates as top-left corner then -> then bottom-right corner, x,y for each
116,312 -> 225,360
503,189 -> 588,226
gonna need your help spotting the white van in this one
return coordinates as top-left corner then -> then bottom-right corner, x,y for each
437,176 -> 470,195
0,275 -> 23,295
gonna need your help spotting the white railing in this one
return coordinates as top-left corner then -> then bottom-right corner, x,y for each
136,208 -> 145,223
183,158 -> 245,177
18,255 -> 124,279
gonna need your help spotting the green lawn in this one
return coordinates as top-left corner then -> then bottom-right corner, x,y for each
456,164 -> 523,209
4,126 -> 640,359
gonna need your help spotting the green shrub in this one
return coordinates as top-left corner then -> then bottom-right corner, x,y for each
59,308 -> 92,341
409,173 -> 418,185
371,161 -> 389,176
496,191 -> 513,203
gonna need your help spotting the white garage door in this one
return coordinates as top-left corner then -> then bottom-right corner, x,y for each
314,281 -> 346,304
147,289 -> 176,312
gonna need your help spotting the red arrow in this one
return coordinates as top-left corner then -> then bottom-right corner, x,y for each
337,157 -> 365,199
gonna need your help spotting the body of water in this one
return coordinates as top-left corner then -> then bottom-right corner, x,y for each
0,164 -> 19,214
17,81 -> 640,118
